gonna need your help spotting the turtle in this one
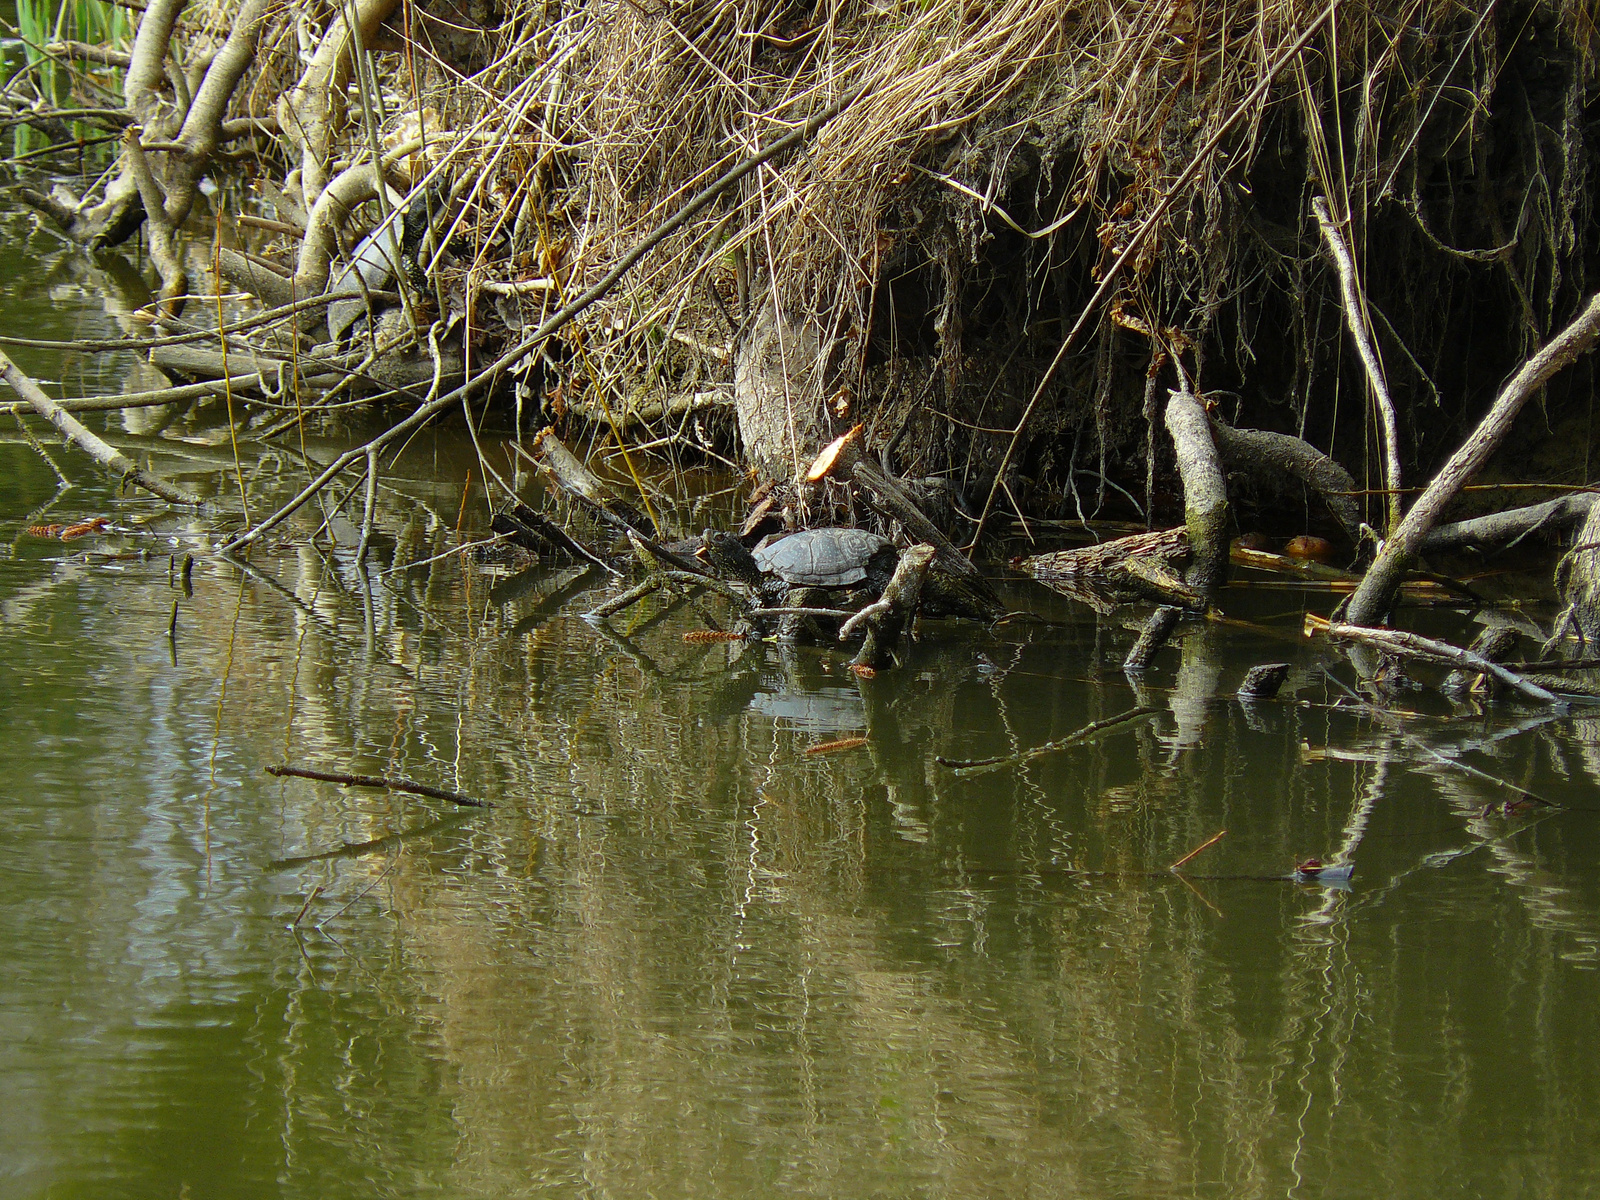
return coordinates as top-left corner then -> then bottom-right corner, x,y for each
701,527 -> 899,640
754,528 -> 898,592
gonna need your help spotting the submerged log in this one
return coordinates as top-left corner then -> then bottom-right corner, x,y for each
1124,606 -> 1182,672
1238,663 -> 1292,701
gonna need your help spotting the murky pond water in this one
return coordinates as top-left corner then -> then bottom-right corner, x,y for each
4,194 -> 1600,1200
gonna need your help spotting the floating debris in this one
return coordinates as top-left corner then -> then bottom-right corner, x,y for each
804,736 -> 869,755
1291,858 -> 1355,884
25,517 -> 110,540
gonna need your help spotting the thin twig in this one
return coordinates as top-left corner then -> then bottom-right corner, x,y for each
266,763 -> 493,807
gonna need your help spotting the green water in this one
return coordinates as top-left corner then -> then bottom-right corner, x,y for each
3,200 -> 1600,1200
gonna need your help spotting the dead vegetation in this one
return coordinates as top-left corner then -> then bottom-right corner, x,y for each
7,0 -> 1600,663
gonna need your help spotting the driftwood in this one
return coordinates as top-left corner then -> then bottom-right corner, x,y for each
0,350 -> 201,505
1418,493 -> 1597,555
1207,413 -> 1363,544
1346,293 -> 1600,625
1164,387 -> 1229,600
847,543 -> 934,669
1314,618 -> 1565,707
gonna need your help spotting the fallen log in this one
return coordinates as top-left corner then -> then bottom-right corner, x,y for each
1345,293 -> 1600,625
1309,616 -> 1565,707
1207,413 -> 1363,544
1418,493 -> 1598,554
0,349 -> 201,505
1238,663 -> 1292,701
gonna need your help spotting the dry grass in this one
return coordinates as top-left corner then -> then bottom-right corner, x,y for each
218,0 -> 1600,502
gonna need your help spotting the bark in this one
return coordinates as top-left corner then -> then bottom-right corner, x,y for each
1208,414 -> 1363,543
734,298 -> 833,483
1164,388 -> 1229,601
1418,494 -> 1598,554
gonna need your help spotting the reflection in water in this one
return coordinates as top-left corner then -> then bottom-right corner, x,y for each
3,447 -> 1600,1199
2,223 -> 1600,1195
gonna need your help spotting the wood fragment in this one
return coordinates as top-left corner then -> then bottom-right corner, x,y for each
530,428 -> 654,536
804,736 -> 868,754
805,424 -> 863,481
935,706 -> 1160,776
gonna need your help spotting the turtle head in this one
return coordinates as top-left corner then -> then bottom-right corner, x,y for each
700,529 -> 764,588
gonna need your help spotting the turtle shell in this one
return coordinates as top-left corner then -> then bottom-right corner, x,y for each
752,528 -> 894,587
